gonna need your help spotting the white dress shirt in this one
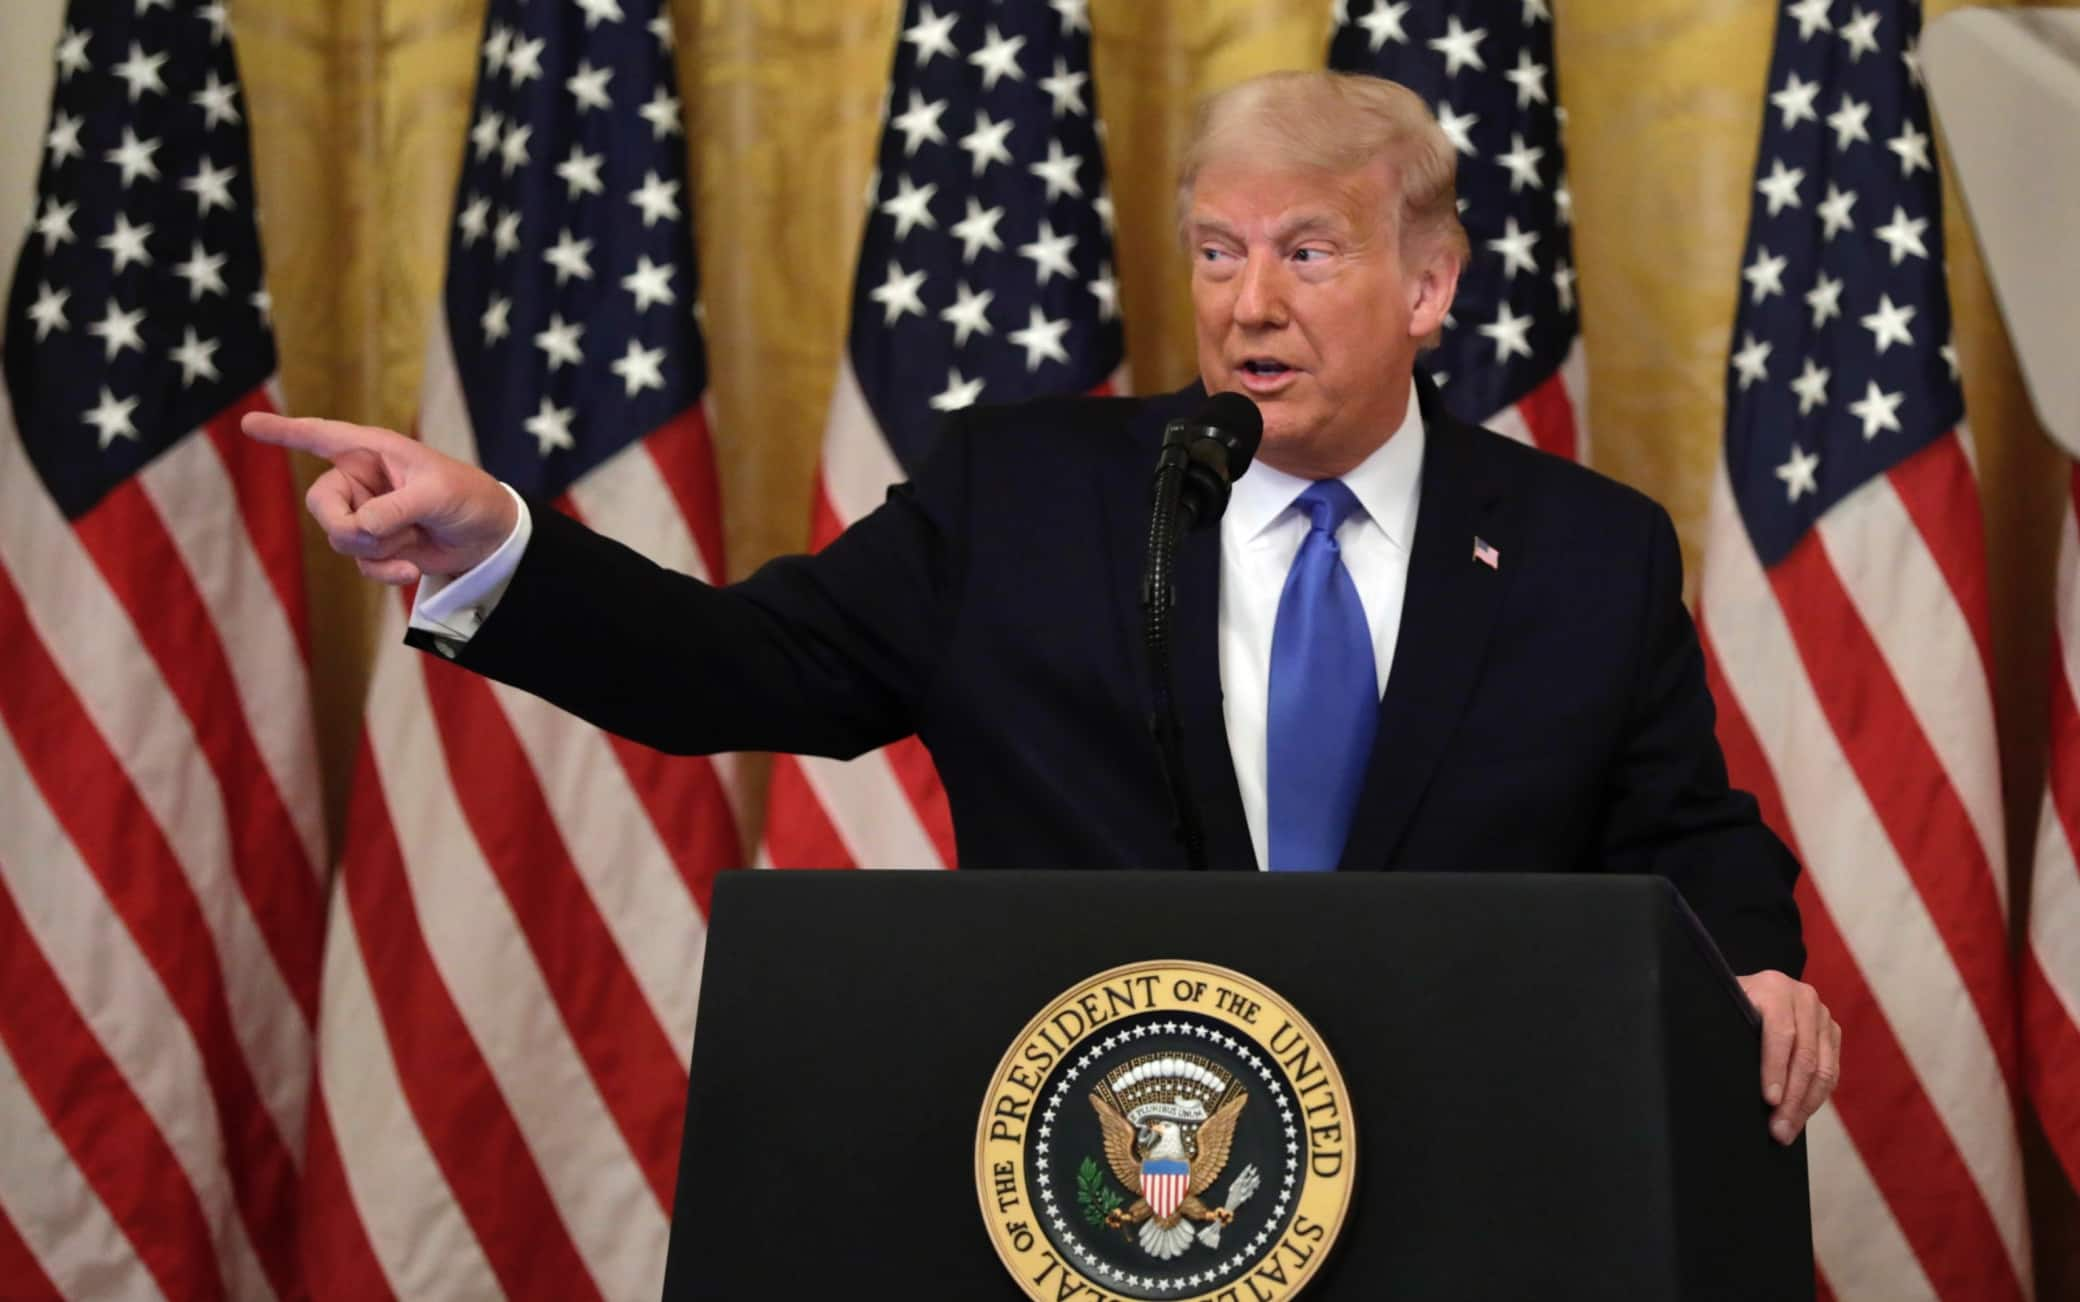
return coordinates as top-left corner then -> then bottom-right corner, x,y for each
1218,399 -> 1425,872
409,483 -> 533,655
410,401 -> 1427,872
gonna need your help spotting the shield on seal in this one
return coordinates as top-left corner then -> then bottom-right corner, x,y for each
1142,1158 -> 1190,1219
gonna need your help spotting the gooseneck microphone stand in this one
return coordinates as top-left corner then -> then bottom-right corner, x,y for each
1140,395 -> 1261,872
1142,429 -> 1205,870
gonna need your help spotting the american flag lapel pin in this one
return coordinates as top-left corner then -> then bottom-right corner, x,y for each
1473,536 -> 1500,570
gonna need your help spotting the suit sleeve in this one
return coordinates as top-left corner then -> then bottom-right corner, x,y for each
1598,503 -> 1806,978
405,416 -> 976,760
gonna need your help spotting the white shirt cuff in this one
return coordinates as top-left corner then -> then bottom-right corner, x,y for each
407,484 -> 532,657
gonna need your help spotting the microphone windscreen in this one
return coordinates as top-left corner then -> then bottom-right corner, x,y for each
1194,391 -> 1263,474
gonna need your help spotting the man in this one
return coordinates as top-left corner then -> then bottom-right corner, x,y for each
248,71 -> 1839,1144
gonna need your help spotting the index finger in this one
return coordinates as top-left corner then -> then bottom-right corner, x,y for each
242,411 -> 408,461
1756,993 -> 1794,1109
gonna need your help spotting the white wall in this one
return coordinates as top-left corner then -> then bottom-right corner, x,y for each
2,1 -> 68,315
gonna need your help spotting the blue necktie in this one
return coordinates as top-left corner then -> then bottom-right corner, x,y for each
1267,481 -> 1376,871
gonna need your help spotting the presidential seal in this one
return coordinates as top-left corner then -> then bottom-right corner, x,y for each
975,962 -> 1355,1301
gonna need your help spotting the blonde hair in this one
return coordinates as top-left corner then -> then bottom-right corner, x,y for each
1175,70 -> 1471,271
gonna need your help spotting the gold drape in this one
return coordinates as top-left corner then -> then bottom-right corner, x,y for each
232,1 -> 2075,1282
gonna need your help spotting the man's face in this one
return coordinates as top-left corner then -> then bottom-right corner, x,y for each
1186,157 -> 1452,477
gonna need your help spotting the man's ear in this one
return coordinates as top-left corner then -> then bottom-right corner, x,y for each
1406,250 -> 1462,341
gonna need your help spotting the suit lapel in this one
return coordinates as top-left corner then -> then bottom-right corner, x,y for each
1103,385 -> 1256,871
1338,373 -> 1519,871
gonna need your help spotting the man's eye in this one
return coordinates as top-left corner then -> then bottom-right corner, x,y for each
1293,248 -> 1328,263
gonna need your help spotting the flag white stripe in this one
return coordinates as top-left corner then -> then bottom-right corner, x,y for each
1481,401 -> 1536,448
137,424 -> 327,875
2031,799 -> 2080,1033
822,359 -> 909,527
2055,502 -> 2080,716
1814,472 -> 2005,902
0,1037 -> 161,1302
1459,340 -> 1587,459
419,313 -> 717,1065
1804,1105 -> 1939,1302
315,895 -> 502,1301
797,750 -> 948,868
417,313 -> 476,466
776,357 -> 942,871
496,680 -> 709,1064
1560,340 -> 1589,462
1702,474 -> 2032,1280
0,417 -> 312,1141
568,411 -> 715,583
365,600 -> 668,1297
2032,500 -> 2080,1029
0,721 -> 276,1302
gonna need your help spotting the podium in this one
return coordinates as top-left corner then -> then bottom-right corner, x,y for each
661,871 -> 1811,1300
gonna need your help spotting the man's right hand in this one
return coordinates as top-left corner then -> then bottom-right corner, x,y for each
243,412 -> 518,586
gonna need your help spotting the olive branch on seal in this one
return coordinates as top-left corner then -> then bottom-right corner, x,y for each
1076,1157 -> 1122,1227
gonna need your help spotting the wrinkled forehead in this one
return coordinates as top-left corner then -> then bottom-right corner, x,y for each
1183,157 -> 1398,243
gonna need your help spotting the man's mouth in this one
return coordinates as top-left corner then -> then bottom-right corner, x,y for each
1235,358 -> 1299,393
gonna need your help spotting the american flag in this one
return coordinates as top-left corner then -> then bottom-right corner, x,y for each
298,0 -> 740,1296
758,0 -> 1125,871
1696,1 -> 2032,1296
0,1 -> 324,1297
2025,467 -> 2080,1200
1328,0 -> 1587,461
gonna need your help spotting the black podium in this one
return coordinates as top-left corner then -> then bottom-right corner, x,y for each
661,871 -> 1811,1300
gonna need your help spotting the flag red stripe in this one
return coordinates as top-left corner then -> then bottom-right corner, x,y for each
298,1084 -> 398,1302
1883,437 -> 1996,676
640,406 -> 728,585
1766,532 -> 2018,1083
884,734 -> 958,866
0,568 -> 302,1297
1703,632 -> 2025,1302
606,735 -> 740,915
0,1200 -> 62,1302
0,876 -> 223,1302
2029,635 -> 2080,1189
339,743 -> 601,1301
1700,632 -> 1790,842
762,753 -> 860,870
71,479 -> 324,1019
2023,949 -> 2080,1191
1513,368 -> 1578,462
1800,884 -> 2026,1302
810,476 -> 847,551
549,491 -> 740,914
418,658 -> 685,1208
202,388 -> 313,659
2046,631 -> 2080,851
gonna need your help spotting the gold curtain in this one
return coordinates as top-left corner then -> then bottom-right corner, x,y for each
232,0 -> 2074,1283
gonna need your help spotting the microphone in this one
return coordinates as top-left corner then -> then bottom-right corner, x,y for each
1158,392 -> 1264,531
1140,391 -> 1262,871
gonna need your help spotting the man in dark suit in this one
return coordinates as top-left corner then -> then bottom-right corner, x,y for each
247,70 -> 1840,1144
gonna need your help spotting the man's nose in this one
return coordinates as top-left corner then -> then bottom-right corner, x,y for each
1232,252 -> 1289,328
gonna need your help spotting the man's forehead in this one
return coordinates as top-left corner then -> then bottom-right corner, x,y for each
1185,159 -> 1393,234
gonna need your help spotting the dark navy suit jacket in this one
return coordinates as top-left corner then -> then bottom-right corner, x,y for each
423,374 -> 1804,977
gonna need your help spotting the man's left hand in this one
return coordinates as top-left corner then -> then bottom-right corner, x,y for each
1736,970 -> 1841,1145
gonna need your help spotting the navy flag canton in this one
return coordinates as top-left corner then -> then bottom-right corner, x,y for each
6,0 -> 275,522
850,0 -> 1126,475
443,0 -> 707,501
1329,0 -> 1579,426
1726,0 -> 1960,567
